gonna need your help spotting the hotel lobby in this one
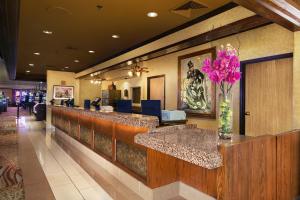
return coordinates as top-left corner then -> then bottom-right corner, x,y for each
0,0 -> 300,200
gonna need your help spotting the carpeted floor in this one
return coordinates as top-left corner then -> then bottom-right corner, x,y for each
0,117 -> 25,200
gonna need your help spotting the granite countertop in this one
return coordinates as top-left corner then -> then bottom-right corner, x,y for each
49,105 -> 159,129
135,124 -> 249,169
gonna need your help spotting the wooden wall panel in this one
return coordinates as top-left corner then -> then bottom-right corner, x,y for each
217,136 -> 277,200
276,130 -> 300,200
114,124 -> 148,146
147,148 -> 178,189
178,159 -> 217,197
93,118 -> 114,136
245,58 -> 293,136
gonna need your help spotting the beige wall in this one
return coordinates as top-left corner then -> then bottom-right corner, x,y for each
78,79 -> 102,107
46,70 -> 80,104
76,6 -> 255,78
107,24 -> 293,132
293,32 -> 300,129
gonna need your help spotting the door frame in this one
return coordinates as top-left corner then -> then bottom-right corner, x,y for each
147,74 -> 166,109
239,53 -> 293,135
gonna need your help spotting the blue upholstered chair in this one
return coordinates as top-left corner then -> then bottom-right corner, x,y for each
116,100 -> 132,113
84,99 -> 91,110
141,100 -> 161,122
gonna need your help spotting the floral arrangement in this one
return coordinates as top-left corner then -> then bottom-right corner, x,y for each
201,44 -> 241,138
201,44 -> 241,95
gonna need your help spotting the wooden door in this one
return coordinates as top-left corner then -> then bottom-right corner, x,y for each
147,75 -> 165,109
245,58 -> 292,136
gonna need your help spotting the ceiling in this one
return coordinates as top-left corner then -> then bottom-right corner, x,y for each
15,0 -> 232,81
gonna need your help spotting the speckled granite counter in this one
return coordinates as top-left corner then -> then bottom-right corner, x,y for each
49,105 -> 159,129
135,125 -> 248,169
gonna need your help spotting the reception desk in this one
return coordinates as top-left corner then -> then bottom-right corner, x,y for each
51,106 -> 160,184
50,106 -> 300,200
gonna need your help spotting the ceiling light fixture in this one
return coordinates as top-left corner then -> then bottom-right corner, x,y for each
112,34 -> 120,39
127,60 -> 133,65
128,71 -> 133,77
91,74 -> 94,77
88,50 -> 95,54
29,63 -> 34,67
26,70 -> 30,73
136,71 -> 141,77
147,12 -> 158,18
43,30 -> 53,34
74,59 -> 79,63
34,52 -> 40,55
65,66 -> 69,69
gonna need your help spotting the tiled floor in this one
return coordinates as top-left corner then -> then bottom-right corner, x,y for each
19,117 -> 113,200
18,116 -> 185,200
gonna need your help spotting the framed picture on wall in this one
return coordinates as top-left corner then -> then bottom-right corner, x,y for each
53,85 -> 74,100
178,47 -> 216,118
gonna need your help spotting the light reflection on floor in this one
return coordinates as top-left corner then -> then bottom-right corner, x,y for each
19,117 -> 113,200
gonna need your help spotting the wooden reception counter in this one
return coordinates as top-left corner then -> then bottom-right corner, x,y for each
50,106 -> 300,200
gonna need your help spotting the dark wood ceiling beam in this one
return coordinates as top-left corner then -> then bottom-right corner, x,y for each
286,0 -> 300,11
234,0 -> 300,31
88,15 -> 272,77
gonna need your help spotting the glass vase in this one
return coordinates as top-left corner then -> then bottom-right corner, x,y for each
218,93 -> 233,139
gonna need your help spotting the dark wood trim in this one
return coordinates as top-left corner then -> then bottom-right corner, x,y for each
82,15 -> 272,78
78,2 -> 238,73
239,53 -> 293,135
239,62 -> 246,135
177,47 -> 217,119
147,74 -> 166,110
286,0 -> 300,11
234,0 -> 300,31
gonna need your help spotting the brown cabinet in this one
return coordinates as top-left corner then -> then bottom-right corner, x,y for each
101,90 -> 121,107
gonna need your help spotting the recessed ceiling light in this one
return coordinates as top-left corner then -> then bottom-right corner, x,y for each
65,66 -> 69,69
34,52 -> 40,55
26,70 -> 30,73
29,63 -> 34,67
43,30 -> 53,35
74,59 -> 79,63
88,50 -> 95,54
112,34 -> 120,39
147,12 -> 158,18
